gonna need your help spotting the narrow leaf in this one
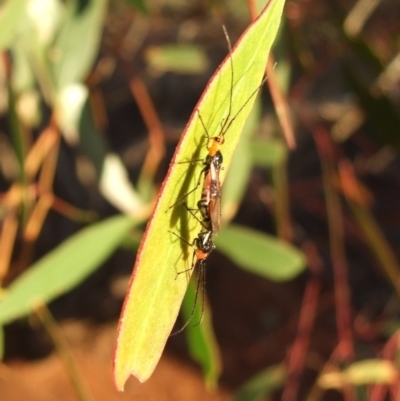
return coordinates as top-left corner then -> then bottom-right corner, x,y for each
123,0 -> 148,14
182,277 -> 221,389
348,198 -> 400,297
234,364 -> 287,401
318,359 -> 397,388
145,45 -> 209,74
222,97 -> 260,220
0,0 -> 26,51
0,215 -> 135,325
251,138 -> 288,167
215,224 -> 306,281
114,0 -> 286,388
51,0 -> 108,90
345,359 -> 397,385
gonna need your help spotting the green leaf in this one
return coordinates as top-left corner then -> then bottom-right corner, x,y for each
114,0 -> 286,388
251,138 -> 288,167
222,96 -> 261,219
51,0 -> 108,90
0,0 -> 26,51
145,45 -> 209,75
318,359 -> 397,388
0,215 -> 135,325
11,38 -> 35,93
345,359 -> 396,385
182,276 -> 221,389
234,364 -> 287,401
215,224 -> 306,281
122,0 -> 148,14
348,198 -> 400,297
7,85 -> 27,185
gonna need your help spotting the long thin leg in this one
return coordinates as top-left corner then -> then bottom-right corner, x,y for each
169,230 -> 192,247
170,263 -> 204,335
167,166 -> 206,211
175,251 -> 196,277
180,202 -> 210,232
168,230 -> 196,277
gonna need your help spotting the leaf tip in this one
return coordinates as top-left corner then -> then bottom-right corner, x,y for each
113,343 -> 152,391
113,357 -> 129,392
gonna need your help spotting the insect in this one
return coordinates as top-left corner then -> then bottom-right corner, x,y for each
169,227 -> 215,334
169,28 -> 273,332
167,115 -> 225,234
175,148 -> 223,234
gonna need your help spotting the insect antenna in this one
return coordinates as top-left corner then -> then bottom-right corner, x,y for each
220,25 -> 234,136
170,262 -> 206,336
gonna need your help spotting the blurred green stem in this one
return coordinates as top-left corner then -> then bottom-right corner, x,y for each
35,304 -> 94,401
349,201 -> 400,297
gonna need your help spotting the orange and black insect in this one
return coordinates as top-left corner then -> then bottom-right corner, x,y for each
169,28 -> 271,332
169,227 -> 215,334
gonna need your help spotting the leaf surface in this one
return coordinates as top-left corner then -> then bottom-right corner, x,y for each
234,364 -> 287,401
0,0 -> 26,52
51,0 -> 108,90
0,215 -> 135,325
114,0 -> 286,388
182,277 -> 221,388
216,224 -> 306,281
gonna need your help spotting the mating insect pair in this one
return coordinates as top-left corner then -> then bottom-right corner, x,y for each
169,28 -> 272,332
167,116 -> 227,334
168,134 -> 224,332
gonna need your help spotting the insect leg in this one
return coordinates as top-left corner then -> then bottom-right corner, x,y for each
170,261 -> 204,336
167,165 -> 207,211
169,230 -> 197,277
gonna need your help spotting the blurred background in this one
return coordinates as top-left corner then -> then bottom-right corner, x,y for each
1,0 -> 400,400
